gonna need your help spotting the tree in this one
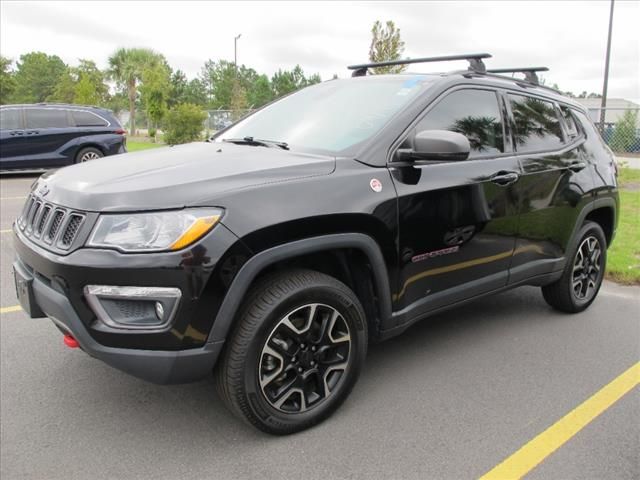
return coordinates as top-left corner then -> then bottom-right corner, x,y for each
368,20 -> 407,74
12,52 -> 67,102
163,103 -> 207,145
247,74 -> 273,108
108,48 -> 165,135
74,59 -> 109,105
271,65 -> 318,98
0,56 -> 17,104
183,78 -> 208,107
230,79 -> 248,119
48,69 -> 76,103
140,63 -> 171,135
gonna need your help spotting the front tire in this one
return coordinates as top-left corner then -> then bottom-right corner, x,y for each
215,269 -> 367,435
542,221 -> 607,313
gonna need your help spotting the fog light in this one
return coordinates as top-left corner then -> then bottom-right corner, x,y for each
155,301 -> 165,321
84,285 -> 181,330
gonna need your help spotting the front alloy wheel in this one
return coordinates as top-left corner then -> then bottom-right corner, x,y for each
259,303 -> 351,413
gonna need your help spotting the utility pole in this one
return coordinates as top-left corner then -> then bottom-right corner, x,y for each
599,0 -> 614,130
234,34 -> 242,70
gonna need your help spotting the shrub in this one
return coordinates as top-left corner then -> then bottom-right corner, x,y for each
147,127 -> 157,141
163,103 -> 207,145
609,109 -> 638,153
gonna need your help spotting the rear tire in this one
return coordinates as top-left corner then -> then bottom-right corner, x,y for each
542,221 -> 607,313
215,269 -> 367,435
75,147 -> 103,163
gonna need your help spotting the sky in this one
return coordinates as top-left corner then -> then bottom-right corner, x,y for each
1,0 -> 639,102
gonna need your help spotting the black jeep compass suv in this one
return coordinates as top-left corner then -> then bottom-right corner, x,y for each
13,54 -> 619,434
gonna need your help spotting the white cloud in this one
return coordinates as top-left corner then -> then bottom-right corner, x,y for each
1,0 -> 638,101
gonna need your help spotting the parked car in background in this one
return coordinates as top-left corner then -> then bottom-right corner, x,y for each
0,104 -> 127,173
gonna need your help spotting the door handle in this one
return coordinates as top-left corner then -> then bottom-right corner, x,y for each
26,130 -> 40,135
568,161 -> 587,172
490,171 -> 519,186
9,131 -> 24,136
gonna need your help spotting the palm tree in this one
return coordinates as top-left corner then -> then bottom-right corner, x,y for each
108,48 -> 163,135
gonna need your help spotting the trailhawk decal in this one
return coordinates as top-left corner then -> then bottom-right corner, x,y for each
411,246 -> 460,263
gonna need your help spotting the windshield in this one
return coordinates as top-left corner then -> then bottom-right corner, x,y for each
215,75 -> 436,154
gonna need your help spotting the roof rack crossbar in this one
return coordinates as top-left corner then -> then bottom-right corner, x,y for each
348,53 -> 492,77
486,67 -> 549,85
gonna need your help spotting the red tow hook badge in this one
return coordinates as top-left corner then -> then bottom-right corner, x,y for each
63,334 -> 79,349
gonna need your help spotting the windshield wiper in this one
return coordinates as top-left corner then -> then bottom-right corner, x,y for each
222,136 -> 289,150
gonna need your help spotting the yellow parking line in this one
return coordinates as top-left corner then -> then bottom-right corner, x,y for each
479,361 -> 640,480
0,196 -> 27,200
1,229 -> 12,233
0,305 -> 22,314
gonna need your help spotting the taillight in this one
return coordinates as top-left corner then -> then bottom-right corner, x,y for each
115,128 -> 127,135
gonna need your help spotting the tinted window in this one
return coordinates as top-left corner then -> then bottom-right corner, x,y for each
415,89 -> 504,157
0,109 -> 22,130
509,95 -> 564,152
25,108 -> 71,129
560,105 -> 579,139
72,110 -> 108,127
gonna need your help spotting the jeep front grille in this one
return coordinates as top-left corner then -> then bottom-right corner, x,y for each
17,195 -> 87,251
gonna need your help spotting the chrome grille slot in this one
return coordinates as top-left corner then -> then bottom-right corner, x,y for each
47,210 -> 65,243
60,214 -> 84,247
27,202 -> 41,232
36,205 -> 52,236
19,196 -> 34,229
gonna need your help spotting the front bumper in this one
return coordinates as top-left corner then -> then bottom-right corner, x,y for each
12,222 -> 248,384
15,257 -> 223,384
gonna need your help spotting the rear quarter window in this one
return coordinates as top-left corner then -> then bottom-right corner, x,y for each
25,108 -> 71,129
72,110 -> 109,127
560,105 -> 579,140
508,94 -> 564,153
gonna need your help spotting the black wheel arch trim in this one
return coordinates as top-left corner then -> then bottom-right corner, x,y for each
207,233 -> 393,343
572,196 -> 618,248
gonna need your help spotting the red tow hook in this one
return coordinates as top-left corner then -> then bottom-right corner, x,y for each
63,334 -> 79,349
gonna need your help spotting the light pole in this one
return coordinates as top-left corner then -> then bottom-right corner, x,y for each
599,0 -> 614,129
234,34 -> 242,69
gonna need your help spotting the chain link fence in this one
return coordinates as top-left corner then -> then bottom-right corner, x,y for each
589,107 -> 640,154
204,109 -> 255,131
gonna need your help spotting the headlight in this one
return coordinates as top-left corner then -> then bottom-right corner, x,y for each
87,208 -> 223,252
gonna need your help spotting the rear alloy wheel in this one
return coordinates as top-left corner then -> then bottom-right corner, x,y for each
215,269 -> 367,435
76,147 -> 103,163
542,221 -> 607,313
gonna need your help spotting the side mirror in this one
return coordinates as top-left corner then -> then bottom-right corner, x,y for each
397,129 -> 470,162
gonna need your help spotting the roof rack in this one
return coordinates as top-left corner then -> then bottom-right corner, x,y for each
347,53 -> 492,77
485,67 -> 549,85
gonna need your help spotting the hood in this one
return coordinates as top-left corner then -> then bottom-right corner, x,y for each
36,142 -> 335,212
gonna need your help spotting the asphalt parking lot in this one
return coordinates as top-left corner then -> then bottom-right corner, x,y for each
1,174 -> 638,480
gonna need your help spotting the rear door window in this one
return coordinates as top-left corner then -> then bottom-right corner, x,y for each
0,109 -> 23,130
508,94 -> 564,152
72,110 -> 108,127
25,108 -> 71,129
415,89 -> 505,158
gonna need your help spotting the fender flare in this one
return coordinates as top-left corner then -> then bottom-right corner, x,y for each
207,233 -> 393,343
